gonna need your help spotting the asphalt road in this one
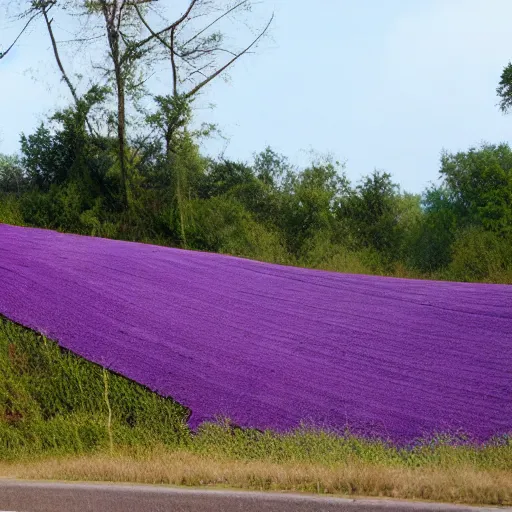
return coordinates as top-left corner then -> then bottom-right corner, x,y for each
0,481 -> 510,512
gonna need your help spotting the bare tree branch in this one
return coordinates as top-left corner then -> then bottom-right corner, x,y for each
179,46 -> 238,59
168,0 -> 198,29
135,0 -> 272,100
189,62 -> 211,78
42,3 -> 79,103
131,0 -> 198,51
133,3 -> 178,94
182,0 -> 249,47
0,10 -> 40,61
134,3 -> 172,52
56,35 -> 104,44
41,2 -> 99,136
184,12 -> 273,99
170,27 -> 177,95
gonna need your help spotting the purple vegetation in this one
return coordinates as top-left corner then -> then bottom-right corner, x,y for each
1,223 -> 511,444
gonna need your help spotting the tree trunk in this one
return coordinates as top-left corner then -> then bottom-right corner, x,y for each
166,133 -> 187,247
116,70 -> 128,208
111,34 -> 128,209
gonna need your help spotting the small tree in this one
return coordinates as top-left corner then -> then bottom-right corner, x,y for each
341,171 -> 402,257
253,146 -> 291,189
279,158 -> 348,256
0,154 -> 25,193
497,62 -> 512,114
439,143 -> 512,235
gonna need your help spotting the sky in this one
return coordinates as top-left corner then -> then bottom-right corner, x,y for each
1,0 -> 512,193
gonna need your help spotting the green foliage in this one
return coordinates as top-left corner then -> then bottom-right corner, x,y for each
200,160 -> 256,199
439,143 -> 512,234
279,159 -> 348,256
341,171 -> 402,258
184,196 -> 289,263
20,87 -> 119,211
19,183 -> 86,232
227,179 -> 281,226
20,124 -> 72,190
300,233 -> 383,276
497,62 -> 512,114
146,94 -> 192,148
448,227 -> 512,283
0,154 -> 25,194
407,186 -> 459,272
0,318 -> 189,460
253,146 -> 292,188
0,194 -> 24,226
166,132 -> 207,246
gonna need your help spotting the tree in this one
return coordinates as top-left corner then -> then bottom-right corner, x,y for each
81,0 -> 150,207
497,62 -> 512,113
20,124 -> 71,190
91,0 -> 273,208
439,143 -> 512,234
0,154 -> 25,193
407,185 -> 458,272
341,171 -> 402,256
279,158 -> 348,256
137,1 -> 274,237
253,146 -> 291,188
19,86 -> 112,196
200,159 -> 255,199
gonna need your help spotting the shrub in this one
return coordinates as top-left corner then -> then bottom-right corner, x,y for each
448,227 -> 512,283
0,194 -> 24,226
184,197 -> 290,263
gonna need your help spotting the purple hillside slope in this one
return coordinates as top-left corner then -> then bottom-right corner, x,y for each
1,223 -> 511,444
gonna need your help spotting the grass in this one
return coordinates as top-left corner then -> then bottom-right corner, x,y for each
0,317 -> 189,460
1,318 -> 512,506
2,450 -> 512,506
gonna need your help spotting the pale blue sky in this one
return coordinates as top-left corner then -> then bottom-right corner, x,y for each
1,0 -> 512,193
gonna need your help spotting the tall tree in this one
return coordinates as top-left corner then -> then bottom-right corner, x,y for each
136,0 -> 273,237
86,0 -> 272,208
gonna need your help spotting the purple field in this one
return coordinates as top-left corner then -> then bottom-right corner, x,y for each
0,223 -> 511,444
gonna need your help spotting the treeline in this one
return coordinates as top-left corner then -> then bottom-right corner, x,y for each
0,101 -> 511,284
1,1 -> 512,284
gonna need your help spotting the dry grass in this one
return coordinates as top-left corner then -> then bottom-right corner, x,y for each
1,449 -> 511,506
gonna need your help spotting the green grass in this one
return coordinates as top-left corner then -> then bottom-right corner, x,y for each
1,316 -> 511,470
0,317 -> 189,459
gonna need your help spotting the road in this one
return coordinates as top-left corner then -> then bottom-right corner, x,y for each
0,481 -> 510,512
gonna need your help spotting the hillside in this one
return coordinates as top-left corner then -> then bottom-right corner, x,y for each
1,223 -> 511,444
